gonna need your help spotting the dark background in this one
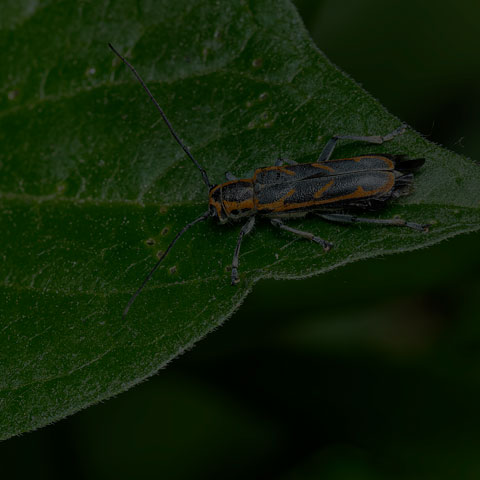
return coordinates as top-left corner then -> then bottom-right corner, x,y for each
2,1 -> 480,478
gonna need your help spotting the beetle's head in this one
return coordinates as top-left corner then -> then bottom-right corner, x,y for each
208,184 -> 229,224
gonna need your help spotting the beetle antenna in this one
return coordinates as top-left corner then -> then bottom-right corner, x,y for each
109,43 -> 212,189
122,210 -> 210,320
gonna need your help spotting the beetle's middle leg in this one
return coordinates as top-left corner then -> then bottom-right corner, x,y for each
275,158 -> 298,166
271,218 -> 333,251
318,213 -> 429,232
318,124 -> 407,162
231,216 -> 256,285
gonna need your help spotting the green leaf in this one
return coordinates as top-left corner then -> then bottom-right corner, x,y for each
1,0 -> 479,440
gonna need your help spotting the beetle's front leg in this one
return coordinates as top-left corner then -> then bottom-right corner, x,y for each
225,171 -> 237,181
271,218 -> 333,251
231,216 -> 256,285
318,213 -> 429,232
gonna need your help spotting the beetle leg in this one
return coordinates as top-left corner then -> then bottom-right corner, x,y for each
271,218 -> 333,251
225,171 -> 237,181
231,216 -> 256,285
318,124 -> 407,162
275,157 -> 298,166
318,213 -> 429,232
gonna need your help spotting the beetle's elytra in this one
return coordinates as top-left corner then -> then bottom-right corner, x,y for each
108,44 -> 428,319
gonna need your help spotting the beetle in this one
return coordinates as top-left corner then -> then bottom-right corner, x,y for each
108,44 -> 428,319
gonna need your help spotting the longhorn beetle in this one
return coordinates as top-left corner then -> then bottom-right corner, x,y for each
109,44 -> 428,320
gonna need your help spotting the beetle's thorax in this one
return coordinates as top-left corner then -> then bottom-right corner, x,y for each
209,179 -> 255,223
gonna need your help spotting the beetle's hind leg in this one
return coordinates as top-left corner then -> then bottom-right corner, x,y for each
231,216 -> 256,285
271,219 -> 333,251
318,124 -> 407,162
318,213 -> 429,232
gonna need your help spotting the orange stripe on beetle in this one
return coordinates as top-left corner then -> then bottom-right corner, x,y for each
255,188 -> 296,211
223,197 -> 255,214
313,179 -> 335,198
312,163 -> 335,172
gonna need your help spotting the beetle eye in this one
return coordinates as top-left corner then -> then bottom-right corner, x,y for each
209,205 -> 218,217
